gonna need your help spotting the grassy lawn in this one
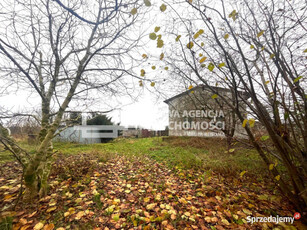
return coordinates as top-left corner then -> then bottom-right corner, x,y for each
56,137 -> 265,174
1,136 -> 278,181
0,137 -> 268,178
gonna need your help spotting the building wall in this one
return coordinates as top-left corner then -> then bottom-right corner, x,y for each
54,127 -> 102,144
167,87 -> 248,138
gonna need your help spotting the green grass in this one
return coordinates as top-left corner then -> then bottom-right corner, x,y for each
53,137 -> 269,177
0,216 -> 13,230
0,140 -> 37,163
0,137 -> 268,178
0,152 -> 14,163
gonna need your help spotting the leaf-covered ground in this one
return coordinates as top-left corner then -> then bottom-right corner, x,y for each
0,151 -> 304,230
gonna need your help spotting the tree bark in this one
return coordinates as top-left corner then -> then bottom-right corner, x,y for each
23,141 -> 53,201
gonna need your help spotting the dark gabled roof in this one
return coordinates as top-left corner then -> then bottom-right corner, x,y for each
164,84 -> 249,104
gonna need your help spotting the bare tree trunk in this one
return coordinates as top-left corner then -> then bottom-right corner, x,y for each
23,140 -> 53,200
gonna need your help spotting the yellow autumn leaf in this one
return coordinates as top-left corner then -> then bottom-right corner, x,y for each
157,39 -> 164,48
151,66 -> 156,70
303,48 -> 307,53
199,56 -> 207,63
215,196 -> 221,201
68,207 -> 75,213
164,67 -> 169,70
160,53 -> 164,60
105,205 -> 115,213
187,42 -> 194,49
188,85 -> 193,90
240,170 -> 247,177
75,211 -> 85,220
131,8 -> 137,15
242,119 -> 248,127
257,30 -> 264,37
150,82 -> 155,87
0,185 -> 10,189
211,94 -> 218,99
136,209 -> 143,214
222,218 -> 230,225
64,208 -> 75,217
199,53 -> 203,57
193,29 -> 204,39
142,54 -> 148,59
194,34 -> 199,39
175,35 -> 181,41
201,42 -> 204,46
270,53 -> 275,59
79,192 -> 86,197
275,175 -> 280,181
243,209 -> 252,215
154,26 -> 160,32
294,76 -> 303,83
113,213 -> 120,221
248,118 -> 255,128
146,203 -> 156,210
19,218 -> 27,226
140,69 -> 145,76
250,44 -> 254,49
269,164 -> 274,170
160,4 -> 167,12
139,80 -> 143,87
208,63 -> 215,71
113,198 -> 120,204
49,200 -> 57,206
65,192 -> 72,198
228,10 -> 238,21
144,0 -> 151,7
265,80 -> 270,84
218,63 -> 225,68
43,223 -> 54,230
34,222 -> 44,230
46,206 -> 57,213
149,33 -> 157,40
3,194 -> 13,200
198,29 -> 204,35
224,34 -> 229,39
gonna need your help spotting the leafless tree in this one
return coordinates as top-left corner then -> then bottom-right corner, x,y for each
0,0 -> 149,200
157,0 -> 307,218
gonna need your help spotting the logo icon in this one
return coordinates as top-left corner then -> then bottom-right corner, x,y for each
294,212 -> 301,220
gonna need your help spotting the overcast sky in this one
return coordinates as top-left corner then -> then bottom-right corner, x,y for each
0,87 -> 171,130
0,0 -> 182,130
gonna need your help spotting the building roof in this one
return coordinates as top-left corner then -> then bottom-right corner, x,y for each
164,84 -> 249,104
